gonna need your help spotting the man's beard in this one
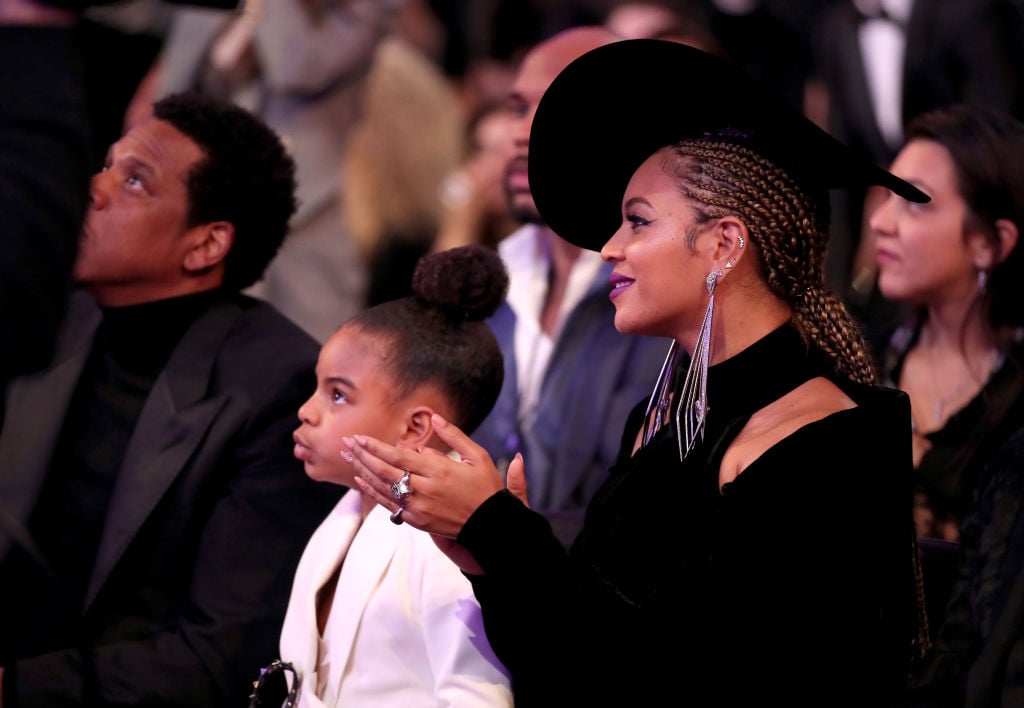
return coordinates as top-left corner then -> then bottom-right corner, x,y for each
509,202 -> 543,225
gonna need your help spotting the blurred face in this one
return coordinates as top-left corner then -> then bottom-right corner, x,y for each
503,29 -> 617,223
469,109 -> 516,216
600,149 -> 712,342
294,326 -> 407,485
871,138 -> 988,306
77,117 -> 208,306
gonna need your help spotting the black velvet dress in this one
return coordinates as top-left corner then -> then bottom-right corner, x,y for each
461,324 -> 919,707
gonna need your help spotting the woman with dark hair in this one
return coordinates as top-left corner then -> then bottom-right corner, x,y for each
867,104 -> 1024,708
870,103 -> 1024,544
344,39 -> 926,706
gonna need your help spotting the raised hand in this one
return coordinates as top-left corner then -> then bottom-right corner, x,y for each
344,414 -> 511,539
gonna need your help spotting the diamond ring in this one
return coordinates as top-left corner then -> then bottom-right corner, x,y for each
391,471 -> 413,502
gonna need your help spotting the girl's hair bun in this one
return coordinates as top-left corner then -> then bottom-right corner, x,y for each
412,244 -> 509,321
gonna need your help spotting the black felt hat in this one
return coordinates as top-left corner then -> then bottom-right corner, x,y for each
527,38 -> 928,252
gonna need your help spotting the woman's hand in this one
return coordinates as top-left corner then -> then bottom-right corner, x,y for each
344,414 -> 528,539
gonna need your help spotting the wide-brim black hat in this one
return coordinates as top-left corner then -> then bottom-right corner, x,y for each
528,38 -> 928,252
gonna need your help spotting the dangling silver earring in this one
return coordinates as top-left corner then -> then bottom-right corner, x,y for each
978,269 -> 988,295
675,269 -> 722,461
641,340 -> 679,447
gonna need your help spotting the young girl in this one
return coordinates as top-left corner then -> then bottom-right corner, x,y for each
269,244 -> 513,707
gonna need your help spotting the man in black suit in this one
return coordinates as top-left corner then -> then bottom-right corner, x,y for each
0,89 -> 342,706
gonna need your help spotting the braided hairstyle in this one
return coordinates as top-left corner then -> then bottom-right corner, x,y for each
346,244 -> 508,434
660,138 -> 878,385
662,138 -> 933,662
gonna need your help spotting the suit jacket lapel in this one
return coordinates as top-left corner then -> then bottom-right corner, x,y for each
836,5 -> 891,158
324,504 -> 401,696
278,492 -> 361,693
86,300 -> 243,607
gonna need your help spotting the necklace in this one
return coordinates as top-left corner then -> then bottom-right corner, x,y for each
911,343 -> 1000,431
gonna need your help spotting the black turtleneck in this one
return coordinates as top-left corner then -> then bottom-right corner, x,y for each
2,288 -> 227,658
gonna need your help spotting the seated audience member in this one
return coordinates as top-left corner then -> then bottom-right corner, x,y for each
261,245 -> 512,707
467,26 -> 671,524
0,91 -> 342,706
899,425 -> 1024,706
869,104 -> 1024,545
431,100 -> 522,255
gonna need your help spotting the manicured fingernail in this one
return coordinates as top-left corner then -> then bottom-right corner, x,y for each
354,434 -> 367,445
431,414 -> 448,428
341,436 -> 354,449
341,450 -> 353,463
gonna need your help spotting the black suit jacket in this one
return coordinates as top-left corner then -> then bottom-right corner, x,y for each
0,27 -> 90,399
0,291 -> 343,706
816,0 -> 1022,168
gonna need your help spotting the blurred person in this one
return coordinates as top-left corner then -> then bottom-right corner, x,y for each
896,424 -> 1024,706
0,91 -> 341,706
604,0 -> 689,38
462,26 -> 671,526
432,100 -> 521,254
340,33 -> 466,307
0,0 -> 90,403
870,103 -> 1024,545
811,0 -> 1024,334
604,0 -> 724,53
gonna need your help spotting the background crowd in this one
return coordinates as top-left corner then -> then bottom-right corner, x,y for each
3,0 -> 1024,706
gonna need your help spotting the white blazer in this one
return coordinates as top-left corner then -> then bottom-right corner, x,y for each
278,491 -> 513,707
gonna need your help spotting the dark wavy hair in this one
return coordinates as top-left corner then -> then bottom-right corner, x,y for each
153,91 -> 297,291
905,103 -> 1024,331
347,244 -> 508,433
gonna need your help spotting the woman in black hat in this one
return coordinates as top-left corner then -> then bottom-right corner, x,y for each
345,38 -> 927,706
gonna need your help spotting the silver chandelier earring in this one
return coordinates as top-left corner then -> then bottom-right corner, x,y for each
641,340 -> 679,448
978,269 -> 988,295
675,269 -> 722,461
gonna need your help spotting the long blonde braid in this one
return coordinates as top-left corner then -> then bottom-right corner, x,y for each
660,139 -> 879,385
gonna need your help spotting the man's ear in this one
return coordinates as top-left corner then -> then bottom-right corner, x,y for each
183,222 -> 234,273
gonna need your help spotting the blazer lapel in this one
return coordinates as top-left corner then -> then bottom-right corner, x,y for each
836,7 -> 891,158
86,300 -> 243,607
324,504 -> 401,697
278,492 -> 361,696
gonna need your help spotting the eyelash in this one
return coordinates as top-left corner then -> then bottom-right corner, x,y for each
330,388 -> 348,405
626,213 -> 650,229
